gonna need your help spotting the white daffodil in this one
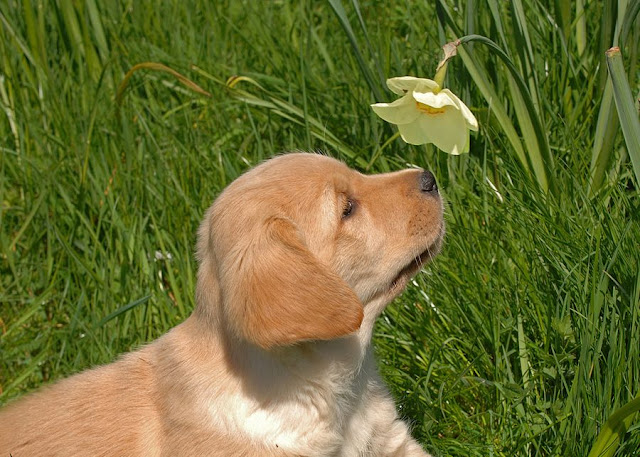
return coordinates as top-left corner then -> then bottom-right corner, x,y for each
371,76 -> 478,155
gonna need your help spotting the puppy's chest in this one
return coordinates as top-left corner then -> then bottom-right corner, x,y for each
207,373 -> 373,456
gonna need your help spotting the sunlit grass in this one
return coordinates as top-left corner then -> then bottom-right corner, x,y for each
1,1 -> 638,456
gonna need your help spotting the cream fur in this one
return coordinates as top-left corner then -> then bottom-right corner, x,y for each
0,153 -> 443,456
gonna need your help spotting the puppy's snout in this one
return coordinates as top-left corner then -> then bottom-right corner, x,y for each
419,171 -> 438,193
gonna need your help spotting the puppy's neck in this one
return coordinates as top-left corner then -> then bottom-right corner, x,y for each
191,259 -> 393,385
358,293 -> 393,344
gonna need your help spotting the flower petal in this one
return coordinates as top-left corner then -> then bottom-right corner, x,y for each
440,89 -> 479,131
414,80 -> 440,94
416,107 -> 470,154
387,76 -> 438,95
371,94 -> 420,125
397,120 -> 433,145
448,130 -> 470,155
412,90 -> 458,109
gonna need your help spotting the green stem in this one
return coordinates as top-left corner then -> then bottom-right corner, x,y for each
433,61 -> 448,89
456,34 -> 555,195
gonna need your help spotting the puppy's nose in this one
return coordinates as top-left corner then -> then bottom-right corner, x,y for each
419,171 -> 438,193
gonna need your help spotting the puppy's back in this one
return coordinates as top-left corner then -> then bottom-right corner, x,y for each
0,350 -> 161,457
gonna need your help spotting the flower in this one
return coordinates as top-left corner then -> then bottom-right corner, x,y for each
371,76 -> 478,155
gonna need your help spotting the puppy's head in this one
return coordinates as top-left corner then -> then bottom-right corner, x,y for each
196,153 -> 444,349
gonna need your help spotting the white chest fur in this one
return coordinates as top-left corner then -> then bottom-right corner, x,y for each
205,338 -> 378,456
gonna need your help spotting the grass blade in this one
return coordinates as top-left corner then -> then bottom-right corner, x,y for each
587,394 -> 640,457
58,0 -> 84,59
620,0 -> 640,47
590,0 -> 635,194
486,0 -> 508,49
85,0 -> 109,62
554,0 -> 571,42
116,62 -> 211,108
22,0 -> 41,65
228,85 -> 366,167
575,0 -> 587,57
458,34 -> 555,194
350,0 -> 385,86
327,0 -> 384,101
97,295 -> 152,327
589,79 -> 619,194
606,46 -> 640,188
456,46 -> 528,174
510,0 -> 540,113
436,1 -> 554,193
2,350 -> 49,398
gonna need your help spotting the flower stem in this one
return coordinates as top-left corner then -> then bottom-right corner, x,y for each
433,39 -> 461,89
455,34 -> 556,194
432,61 -> 447,90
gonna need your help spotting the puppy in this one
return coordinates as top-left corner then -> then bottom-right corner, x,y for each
0,153 -> 444,456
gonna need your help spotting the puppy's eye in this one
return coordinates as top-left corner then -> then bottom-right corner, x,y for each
342,199 -> 355,219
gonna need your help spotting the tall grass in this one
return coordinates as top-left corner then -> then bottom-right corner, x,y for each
0,1 -> 638,456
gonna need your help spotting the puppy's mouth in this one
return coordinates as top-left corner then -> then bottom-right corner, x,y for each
389,245 -> 436,293
389,230 -> 442,294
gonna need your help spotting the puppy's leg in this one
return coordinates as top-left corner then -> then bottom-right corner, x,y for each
364,379 -> 433,457
376,417 -> 432,457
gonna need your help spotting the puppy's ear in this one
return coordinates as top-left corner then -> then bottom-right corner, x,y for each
221,217 -> 363,349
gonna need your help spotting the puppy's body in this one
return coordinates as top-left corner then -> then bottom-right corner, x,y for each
0,153 -> 443,456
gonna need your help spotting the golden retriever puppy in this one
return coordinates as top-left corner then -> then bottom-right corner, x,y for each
0,152 -> 444,456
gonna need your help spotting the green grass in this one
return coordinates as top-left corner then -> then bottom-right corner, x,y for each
1,1 -> 639,456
